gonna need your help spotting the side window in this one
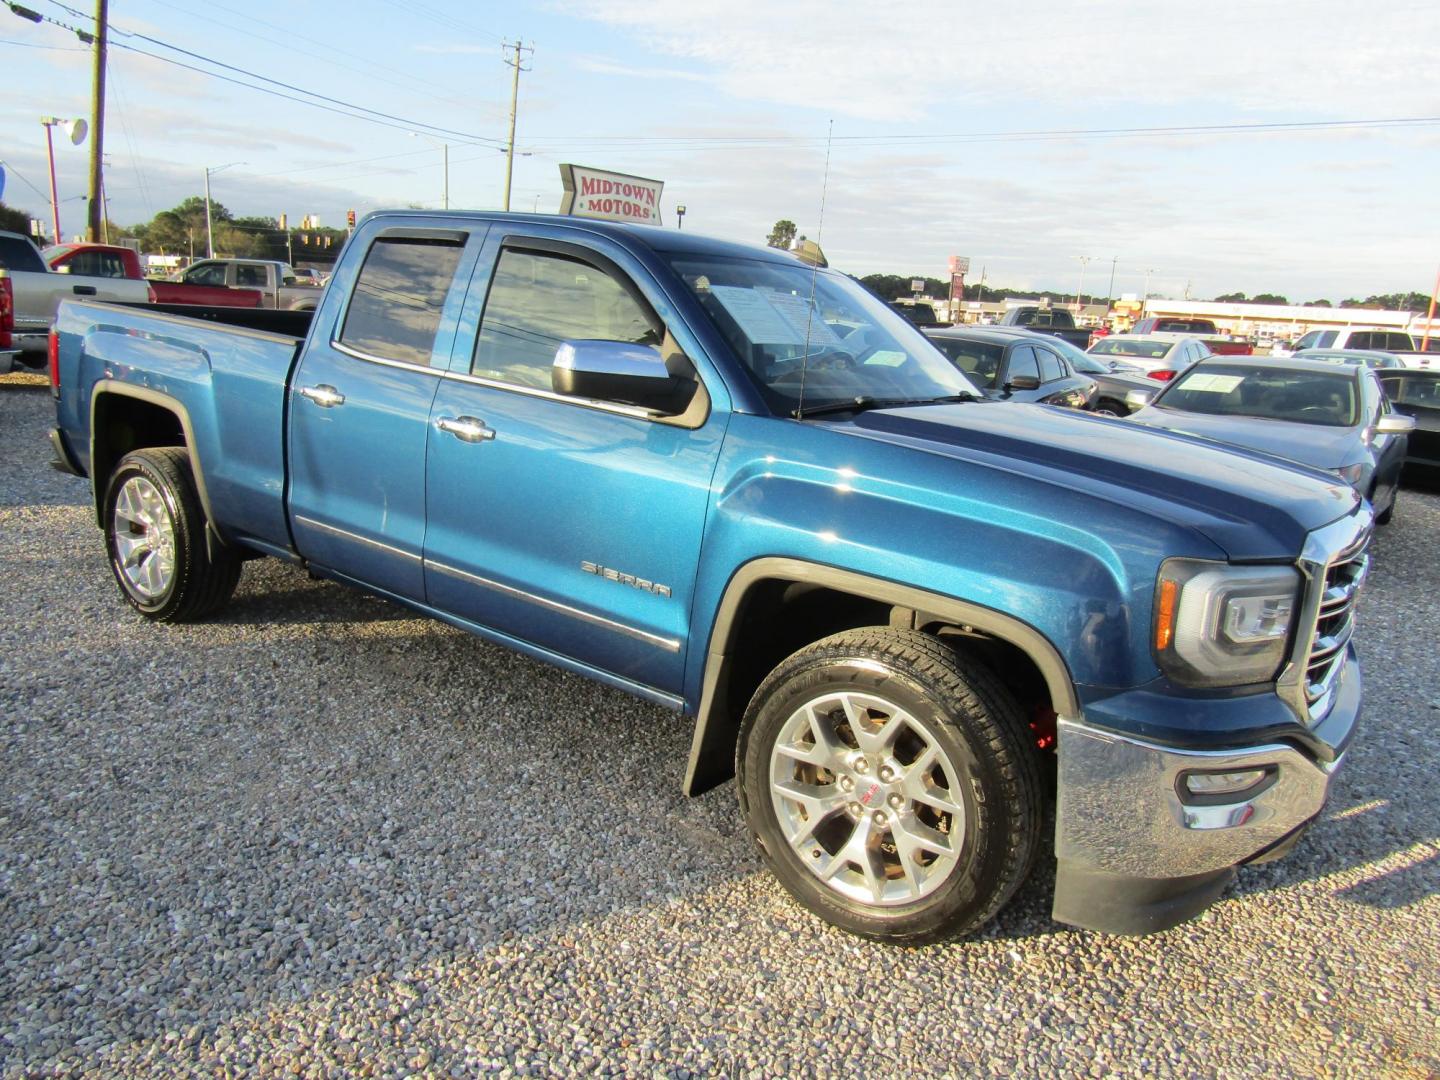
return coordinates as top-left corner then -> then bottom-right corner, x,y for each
472,247 -> 660,390
99,252 -> 127,278
1383,332 -> 1413,351
338,237 -> 466,367
1007,345 -> 1040,382
234,264 -> 267,288
185,262 -> 227,287
1037,346 -> 1064,382
1295,332 -> 1320,350
1317,330 -> 1338,348
1348,331 -> 1372,350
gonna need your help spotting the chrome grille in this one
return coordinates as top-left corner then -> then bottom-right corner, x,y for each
1303,532 -> 1370,716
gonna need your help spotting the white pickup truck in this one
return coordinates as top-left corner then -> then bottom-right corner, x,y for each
1279,325 -> 1435,368
0,230 -> 148,364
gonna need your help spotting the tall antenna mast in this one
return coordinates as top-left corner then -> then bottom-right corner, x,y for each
501,39 -> 533,211
794,119 -> 834,420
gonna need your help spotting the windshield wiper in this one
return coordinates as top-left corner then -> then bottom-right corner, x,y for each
793,393 -> 978,419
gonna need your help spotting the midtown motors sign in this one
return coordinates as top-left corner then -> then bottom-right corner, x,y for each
558,164 -> 665,226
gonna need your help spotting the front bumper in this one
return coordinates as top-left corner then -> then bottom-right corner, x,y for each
1052,645 -> 1359,935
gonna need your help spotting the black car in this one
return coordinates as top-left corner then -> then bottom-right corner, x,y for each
1041,335 -> 1161,416
923,327 -> 1095,407
1378,369 -> 1440,487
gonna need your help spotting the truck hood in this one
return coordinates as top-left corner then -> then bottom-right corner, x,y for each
1127,408 -> 1360,471
840,402 -> 1358,560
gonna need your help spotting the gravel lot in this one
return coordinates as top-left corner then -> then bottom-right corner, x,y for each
2,375 -> 1437,1078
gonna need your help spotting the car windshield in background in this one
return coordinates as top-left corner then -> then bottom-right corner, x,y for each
1092,339 -> 1172,360
669,256 -> 978,414
930,338 -> 1004,387
1158,365 -> 1358,427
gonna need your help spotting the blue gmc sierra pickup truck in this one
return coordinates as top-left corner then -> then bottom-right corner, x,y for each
50,211 -> 1369,943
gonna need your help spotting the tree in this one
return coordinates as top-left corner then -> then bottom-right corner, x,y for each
1252,293 -> 1289,305
1214,291 -> 1248,303
0,201 -> 35,235
766,219 -> 797,249
1305,299 -> 1333,307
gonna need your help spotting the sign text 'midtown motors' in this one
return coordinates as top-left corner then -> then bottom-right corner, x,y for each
558,164 -> 665,226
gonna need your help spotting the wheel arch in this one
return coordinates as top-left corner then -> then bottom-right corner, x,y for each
683,557 -> 1079,795
89,382 -> 219,540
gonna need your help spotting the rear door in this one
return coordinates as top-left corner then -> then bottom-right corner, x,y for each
287,224 -> 483,600
421,229 -> 726,695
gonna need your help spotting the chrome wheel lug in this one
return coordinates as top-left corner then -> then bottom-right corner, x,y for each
848,802 -> 862,817
838,776 -> 854,793
872,810 -> 888,826
878,766 -> 895,782
888,793 -> 904,810
853,758 -> 869,774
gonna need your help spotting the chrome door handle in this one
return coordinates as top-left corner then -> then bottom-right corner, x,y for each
298,384 -> 346,408
436,415 -> 496,443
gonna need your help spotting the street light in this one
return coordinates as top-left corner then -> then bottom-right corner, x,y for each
204,162 -> 245,259
408,132 -> 449,210
40,116 -> 87,244
675,204 -> 687,230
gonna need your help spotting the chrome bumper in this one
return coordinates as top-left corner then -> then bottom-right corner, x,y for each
1052,648 -> 1359,933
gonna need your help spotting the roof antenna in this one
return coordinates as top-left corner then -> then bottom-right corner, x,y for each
794,118 -> 834,420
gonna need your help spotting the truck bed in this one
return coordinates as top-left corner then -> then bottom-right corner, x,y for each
52,300 -> 306,556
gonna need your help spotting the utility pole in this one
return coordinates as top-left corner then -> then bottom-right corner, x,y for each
1106,256 -> 1118,305
501,39 -> 532,212
204,168 -> 214,259
1075,255 -> 1093,313
86,0 -> 108,242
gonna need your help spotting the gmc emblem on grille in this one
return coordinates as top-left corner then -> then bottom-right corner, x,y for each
581,561 -> 672,597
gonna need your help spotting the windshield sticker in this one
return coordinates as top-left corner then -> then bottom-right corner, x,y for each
709,286 -> 807,345
865,350 -> 908,367
1182,374 -> 1244,393
764,292 -> 843,347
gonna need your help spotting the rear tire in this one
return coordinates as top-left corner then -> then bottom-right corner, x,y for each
737,628 -> 1041,944
1091,398 -> 1126,417
103,447 -> 241,622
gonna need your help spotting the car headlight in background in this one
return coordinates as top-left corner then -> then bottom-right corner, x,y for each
1335,463 -> 1365,486
1154,559 -> 1301,687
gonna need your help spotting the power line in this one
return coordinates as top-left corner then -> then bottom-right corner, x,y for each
32,0 -> 505,146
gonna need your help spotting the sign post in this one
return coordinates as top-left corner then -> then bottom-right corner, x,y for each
558,164 -> 665,226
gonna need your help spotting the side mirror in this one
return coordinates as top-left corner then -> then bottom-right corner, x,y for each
1375,414 -> 1416,435
1006,374 -> 1041,392
1125,389 -> 1154,409
552,340 -> 695,413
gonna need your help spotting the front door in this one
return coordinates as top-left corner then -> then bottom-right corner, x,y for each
287,225 -> 478,600
422,235 -> 725,694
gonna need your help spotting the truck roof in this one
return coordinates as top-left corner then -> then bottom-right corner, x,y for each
363,210 -> 806,267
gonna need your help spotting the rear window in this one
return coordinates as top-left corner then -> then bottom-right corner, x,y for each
1154,319 -> 1215,334
0,236 -> 46,273
932,337 -> 1004,388
1014,309 -> 1070,327
1092,338 -> 1172,360
338,237 -> 465,366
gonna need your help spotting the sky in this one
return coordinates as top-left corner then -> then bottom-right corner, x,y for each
1,0 -> 1437,301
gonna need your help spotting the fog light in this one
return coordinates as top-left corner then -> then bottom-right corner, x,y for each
1182,769 -> 1267,797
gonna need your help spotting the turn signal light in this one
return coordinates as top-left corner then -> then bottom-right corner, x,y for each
1155,578 -> 1178,651
48,329 -> 60,392
1182,769 -> 1267,797
0,276 -> 13,350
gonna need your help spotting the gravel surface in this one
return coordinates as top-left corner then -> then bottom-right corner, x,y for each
2,380 -> 1437,1078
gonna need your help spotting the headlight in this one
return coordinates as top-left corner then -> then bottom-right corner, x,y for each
1335,463 -> 1365,485
1153,559 -> 1301,687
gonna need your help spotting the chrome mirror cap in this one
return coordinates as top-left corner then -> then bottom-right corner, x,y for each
552,339 -> 695,414
1374,414 -> 1416,435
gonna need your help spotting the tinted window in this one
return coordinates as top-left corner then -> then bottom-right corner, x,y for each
1037,346 -> 1064,382
235,264 -> 267,287
0,236 -> 46,273
474,248 -> 660,389
1318,331 -> 1338,347
62,250 -> 129,278
933,337 -> 1003,387
1347,332 -> 1373,350
339,237 -> 465,366
1380,332 -> 1415,351
1155,319 -> 1215,333
185,262 -> 227,287
1159,365 -> 1358,427
1007,345 -> 1041,381
1092,338 -> 1172,359
1381,375 -> 1440,406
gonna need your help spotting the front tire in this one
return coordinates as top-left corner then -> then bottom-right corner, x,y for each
103,447 -> 241,622
737,628 -> 1041,944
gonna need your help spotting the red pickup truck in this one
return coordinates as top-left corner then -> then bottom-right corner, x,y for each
43,244 -> 263,307
1127,317 -> 1252,356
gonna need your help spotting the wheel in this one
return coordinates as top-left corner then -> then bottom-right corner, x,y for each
103,447 -> 242,622
1375,493 -> 1395,525
1091,398 -> 1126,417
737,628 -> 1042,944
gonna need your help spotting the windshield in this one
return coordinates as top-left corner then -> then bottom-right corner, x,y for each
1092,338 -> 1173,360
1045,337 -> 1105,373
669,255 -> 978,414
1157,364 -> 1359,427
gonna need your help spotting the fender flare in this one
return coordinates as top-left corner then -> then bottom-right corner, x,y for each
682,557 -> 1079,795
88,381 -> 224,552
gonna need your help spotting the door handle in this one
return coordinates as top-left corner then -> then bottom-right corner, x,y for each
72,285 -> 98,296
298,384 -> 346,408
436,415 -> 496,443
